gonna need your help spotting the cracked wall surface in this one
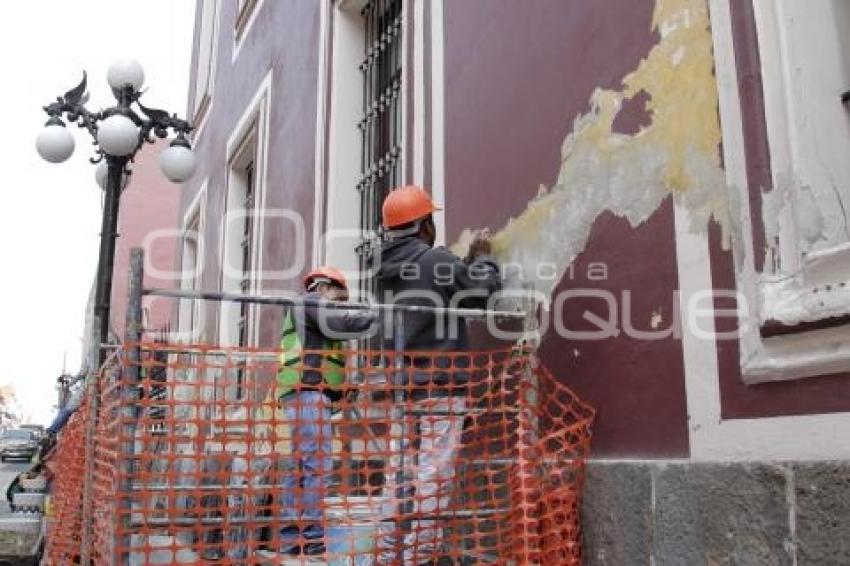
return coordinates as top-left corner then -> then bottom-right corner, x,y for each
443,0 -> 710,457
454,0 -> 729,298
444,0 -> 850,454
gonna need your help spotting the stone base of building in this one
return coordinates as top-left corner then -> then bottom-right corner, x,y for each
581,461 -> 850,566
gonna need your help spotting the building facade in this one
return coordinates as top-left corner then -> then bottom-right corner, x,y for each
177,1 -> 850,563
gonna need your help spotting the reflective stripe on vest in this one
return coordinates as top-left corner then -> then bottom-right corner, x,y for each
277,310 -> 346,396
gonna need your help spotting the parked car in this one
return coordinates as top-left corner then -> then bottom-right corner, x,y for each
0,429 -> 38,462
19,425 -> 45,442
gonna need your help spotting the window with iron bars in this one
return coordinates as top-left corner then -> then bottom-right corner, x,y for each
235,162 -> 255,399
357,0 -> 403,299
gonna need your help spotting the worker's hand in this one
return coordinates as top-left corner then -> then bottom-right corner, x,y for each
464,228 -> 492,264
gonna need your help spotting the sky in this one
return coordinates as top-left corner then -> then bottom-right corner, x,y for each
0,1 -> 195,424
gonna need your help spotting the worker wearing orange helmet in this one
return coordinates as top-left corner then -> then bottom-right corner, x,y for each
276,266 -> 376,556
378,185 -> 500,351
376,185 -> 501,564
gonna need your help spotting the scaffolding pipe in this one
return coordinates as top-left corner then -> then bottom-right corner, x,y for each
141,287 -> 526,320
118,247 -> 145,564
392,308 -> 407,564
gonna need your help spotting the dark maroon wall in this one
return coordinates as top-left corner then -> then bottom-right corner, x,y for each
443,0 -> 689,457
538,198 -> 689,458
443,0 -> 659,242
443,0 -> 850,457
729,0 -> 770,273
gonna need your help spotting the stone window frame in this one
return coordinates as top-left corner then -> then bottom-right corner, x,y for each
712,0 -> 850,384
176,182 -> 208,344
218,72 -> 273,354
233,0 -> 264,62
753,1 -> 850,333
192,0 -> 220,140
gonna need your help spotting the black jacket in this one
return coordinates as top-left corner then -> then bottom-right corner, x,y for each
376,236 -> 501,387
286,292 -> 377,397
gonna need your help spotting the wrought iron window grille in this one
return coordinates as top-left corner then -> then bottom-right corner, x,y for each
357,0 -> 404,300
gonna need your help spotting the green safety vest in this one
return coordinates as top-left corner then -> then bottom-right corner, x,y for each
276,310 -> 346,396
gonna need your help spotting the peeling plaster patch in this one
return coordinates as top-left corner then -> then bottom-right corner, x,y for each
762,174 -> 828,255
724,182 -> 748,274
659,6 -> 692,38
455,0 -> 729,298
672,46 -> 687,66
761,272 -> 850,326
761,179 -> 787,245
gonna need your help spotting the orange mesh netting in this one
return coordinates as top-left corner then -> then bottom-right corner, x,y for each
44,397 -> 88,563
45,343 -> 594,565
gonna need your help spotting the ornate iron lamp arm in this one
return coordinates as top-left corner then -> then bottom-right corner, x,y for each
41,72 -> 194,163
42,73 -> 103,139
136,101 -> 193,149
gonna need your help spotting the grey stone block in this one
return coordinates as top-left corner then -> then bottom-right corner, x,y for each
581,463 -> 652,566
794,462 -> 850,566
654,464 -> 792,566
0,516 -> 40,535
0,516 -> 40,557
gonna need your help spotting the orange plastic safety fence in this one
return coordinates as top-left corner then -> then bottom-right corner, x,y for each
46,344 -> 593,565
44,398 -> 88,564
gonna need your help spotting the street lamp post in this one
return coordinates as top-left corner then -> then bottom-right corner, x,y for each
37,60 -> 196,362
37,61 -> 196,563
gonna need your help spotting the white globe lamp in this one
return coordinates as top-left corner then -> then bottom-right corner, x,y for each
36,119 -> 75,163
159,136 -> 196,183
95,161 -> 129,191
97,114 -> 140,157
107,59 -> 145,91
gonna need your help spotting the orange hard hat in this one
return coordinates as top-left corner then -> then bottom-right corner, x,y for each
304,266 -> 348,290
381,185 -> 441,229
